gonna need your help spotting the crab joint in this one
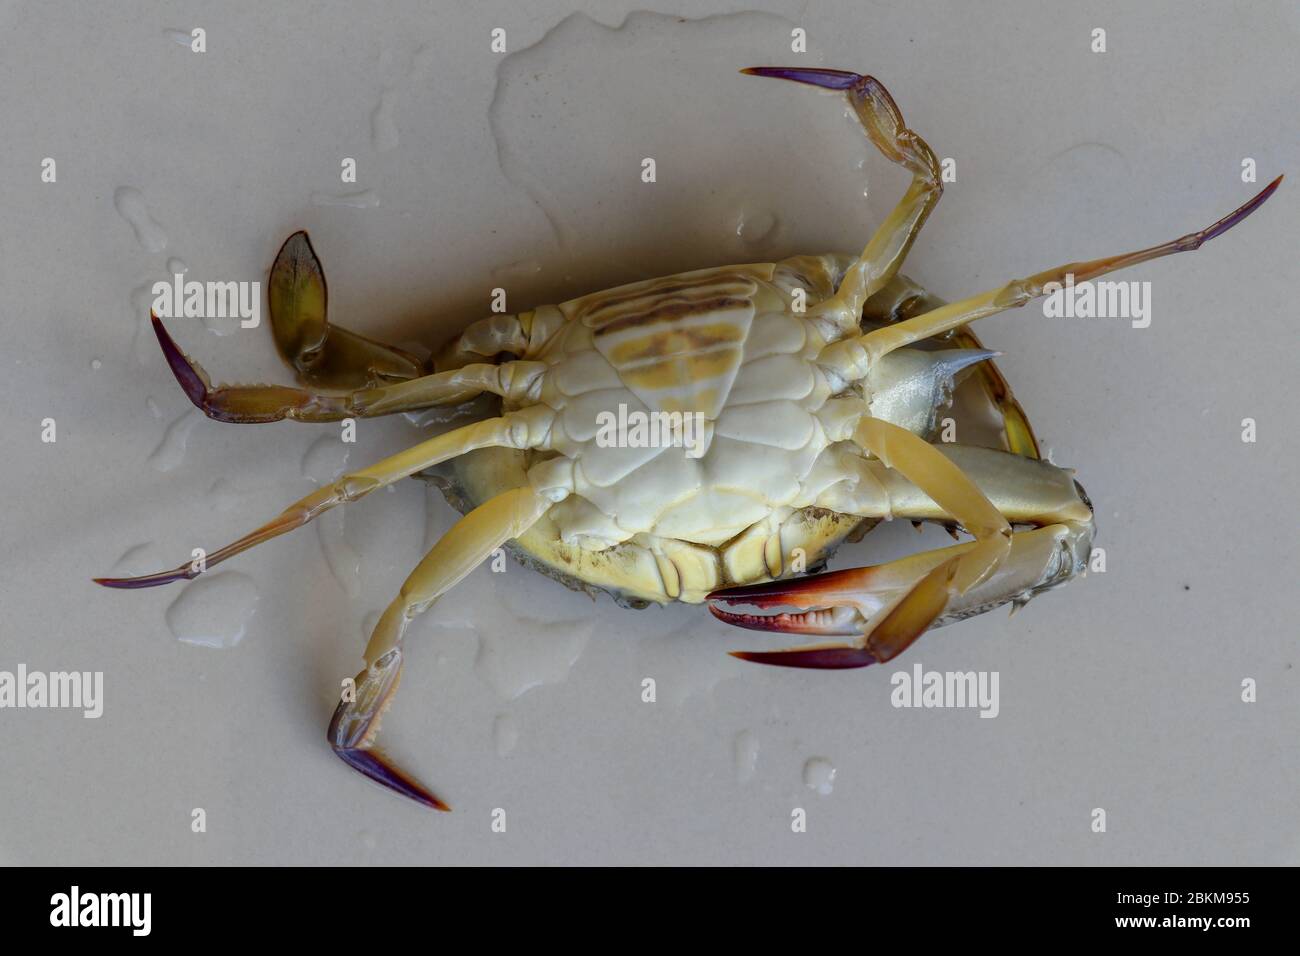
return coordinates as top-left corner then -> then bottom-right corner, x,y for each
329,649 -> 449,811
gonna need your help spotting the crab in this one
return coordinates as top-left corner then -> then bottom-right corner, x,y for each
97,67 -> 1280,810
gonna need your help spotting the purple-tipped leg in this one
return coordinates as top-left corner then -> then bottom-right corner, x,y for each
152,313 -> 344,424
328,649 -> 449,811
740,66 -> 864,89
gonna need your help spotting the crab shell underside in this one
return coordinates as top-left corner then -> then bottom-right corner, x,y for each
419,255 -> 1041,611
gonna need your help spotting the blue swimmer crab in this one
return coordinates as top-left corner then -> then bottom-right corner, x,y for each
98,67 -> 1280,809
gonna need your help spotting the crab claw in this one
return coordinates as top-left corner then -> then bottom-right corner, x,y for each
711,555 -> 962,669
708,567 -> 877,637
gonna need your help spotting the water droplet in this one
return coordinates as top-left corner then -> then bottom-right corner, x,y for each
433,565 -> 592,699
207,477 -> 241,513
317,508 -> 362,599
146,396 -> 164,420
149,409 -> 200,472
493,713 -> 518,757
166,257 -> 188,275
202,313 -> 243,337
371,89 -> 399,152
802,757 -> 836,795
113,186 -> 167,252
310,189 -> 380,209
473,616 -> 591,700
633,624 -> 738,706
165,572 -> 259,649
301,435 -> 351,482
90,358 -> 102,370
110,542 -> 165,578
488,9 -> 829,272
733,730 -> 759,784
300,436 -> 361,596
418,486 -> 593,697
735,206 -> 778,246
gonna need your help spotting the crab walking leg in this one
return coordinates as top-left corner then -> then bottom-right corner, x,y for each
711,445 -> 1095,666
742,68 -> 942,330
329,486 -> 554,810
856,418 -> 1012,595
830,176 -> 1283,371
94,407 -> 554,589
269,231 -> 425,389
865,444 -> 1093,529
152,314 -> 545,423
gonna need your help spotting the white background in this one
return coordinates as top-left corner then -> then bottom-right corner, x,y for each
0,0 -> 1295,864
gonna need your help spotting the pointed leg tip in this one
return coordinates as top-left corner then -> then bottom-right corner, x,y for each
739,66 -> 861,89
729,646 -> 878,669
1201,175 -> 1285,242
1252,174 -> 1284,209
333,744 -> 449,811
151,312 -> 211,412
93,568 -> 190,589
93,575 -> 144,590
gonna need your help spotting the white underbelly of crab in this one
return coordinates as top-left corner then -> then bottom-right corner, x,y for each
464,262 -> 944,604
541,317 -> 843,540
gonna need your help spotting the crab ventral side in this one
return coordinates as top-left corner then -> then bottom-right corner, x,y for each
98,67 -> 1280,810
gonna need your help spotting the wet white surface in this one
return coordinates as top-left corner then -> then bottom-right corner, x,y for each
0,0 -> 1296,864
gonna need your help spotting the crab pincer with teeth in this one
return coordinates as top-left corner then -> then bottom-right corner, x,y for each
97,65 -> 1279,809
